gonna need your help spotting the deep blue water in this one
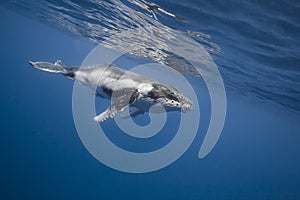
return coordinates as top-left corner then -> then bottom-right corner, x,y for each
1,0 -> 300,199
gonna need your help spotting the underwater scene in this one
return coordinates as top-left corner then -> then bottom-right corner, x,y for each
1,0 -> 300,199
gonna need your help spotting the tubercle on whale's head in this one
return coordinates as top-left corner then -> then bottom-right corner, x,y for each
148,83 -> 193,112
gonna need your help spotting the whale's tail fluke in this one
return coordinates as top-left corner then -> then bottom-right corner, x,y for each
29,60 -> 69,73
29,60 -> 77,78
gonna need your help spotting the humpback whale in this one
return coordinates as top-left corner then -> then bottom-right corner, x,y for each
29,60 -> 193,122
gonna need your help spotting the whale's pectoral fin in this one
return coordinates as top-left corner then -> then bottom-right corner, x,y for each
94,90 -> 140,122
120,107 -> 144,119
94,106 -> 117,122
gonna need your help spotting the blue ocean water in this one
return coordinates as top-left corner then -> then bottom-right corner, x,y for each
1,0 -> 300,199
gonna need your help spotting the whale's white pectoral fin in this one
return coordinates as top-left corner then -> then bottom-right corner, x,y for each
94,90 -> 140,122
94,106 -> 118,122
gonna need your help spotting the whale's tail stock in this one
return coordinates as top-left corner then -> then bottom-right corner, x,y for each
29,60 -> 76,78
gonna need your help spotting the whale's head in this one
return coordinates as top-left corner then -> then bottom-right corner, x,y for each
147,83 -> 193,112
